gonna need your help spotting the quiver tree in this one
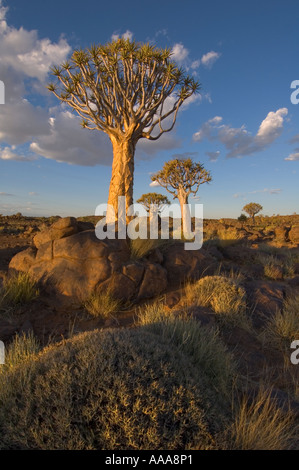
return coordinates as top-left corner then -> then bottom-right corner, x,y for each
242,202 -> 263,223
151,158 -> 211,234
48,39 -> 200,223
137,192 -> 170,217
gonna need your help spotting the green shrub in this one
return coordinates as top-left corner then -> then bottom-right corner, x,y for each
0,328 -> 220,450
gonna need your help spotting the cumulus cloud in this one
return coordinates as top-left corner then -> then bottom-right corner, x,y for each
193,109 -> 288,158
0,99 -> 50,145
171,43 -> 189,63
0,6 -> 70,86
111,30 -> 133,42
201,51 -> 221,68
0,146 -> 37,161
30,108 -> 113,166
285,149 -> 299,161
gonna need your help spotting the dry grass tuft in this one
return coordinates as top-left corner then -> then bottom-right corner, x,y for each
228,388 -> 296,450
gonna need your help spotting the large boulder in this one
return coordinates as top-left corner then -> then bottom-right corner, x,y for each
9,218 -> 217,304
10,230 -> 130,300
33,216 -> 79,249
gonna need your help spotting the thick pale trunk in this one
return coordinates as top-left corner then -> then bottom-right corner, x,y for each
107,136 -> 136,224
178,189 -> 192,239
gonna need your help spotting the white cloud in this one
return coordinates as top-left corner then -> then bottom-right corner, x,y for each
29,191 -> 39,196
111,30 -> 133,42
149,181 -> 160,187
255,108 -> 288,145
0,7 -> 70,84
285,150 -> 299,161
0,99 -> 50,144
201,51 -> 221,68
30,108 -> 113,166
171,43 -> 189,63
0,146 -> 37,161
193,109 -> 288,158
0,3 -> 71,154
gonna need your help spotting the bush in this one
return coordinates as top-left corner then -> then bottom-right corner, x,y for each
137,302 -> 235,396
184,275 -> 247,327
0,328 -> 221,450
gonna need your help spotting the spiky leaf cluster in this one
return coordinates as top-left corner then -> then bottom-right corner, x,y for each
48,39 -> 200,142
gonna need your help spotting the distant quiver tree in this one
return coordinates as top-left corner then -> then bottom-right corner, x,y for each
242,202 -> 263,223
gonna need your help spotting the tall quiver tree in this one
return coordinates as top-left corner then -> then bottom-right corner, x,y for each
151,158 -> 211,236
48,39 -> 200,223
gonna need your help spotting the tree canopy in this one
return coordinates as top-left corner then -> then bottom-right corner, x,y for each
242,202 -> 263,221
151,158 -> 212,201
137,193 -> 170,213
48,39 -> 200,143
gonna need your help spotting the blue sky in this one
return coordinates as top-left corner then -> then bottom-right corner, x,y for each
0,0 -> 298,218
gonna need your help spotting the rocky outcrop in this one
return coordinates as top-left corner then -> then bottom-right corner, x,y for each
9,217 -> 214,304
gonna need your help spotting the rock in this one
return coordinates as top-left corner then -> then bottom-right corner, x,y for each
288,275 -> 299,287
122,262 -> 145,285
222,245 -> 256,263
10,231 -> 130,301
245,280 -> 285,328
105,272 -> 137,300
33,217 -> 79,249
9,246 -> 37,272
77,221 -> 94,232
146,248 -> 164,264
137,263 -> 168,300
289,225 -> 299,244
204,244 -> 224,261
274,226 -> 288,242
162,244 -> 216,284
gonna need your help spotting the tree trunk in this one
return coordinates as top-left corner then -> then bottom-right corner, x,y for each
106,136 -> 136,224
178,189 -> 192,239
